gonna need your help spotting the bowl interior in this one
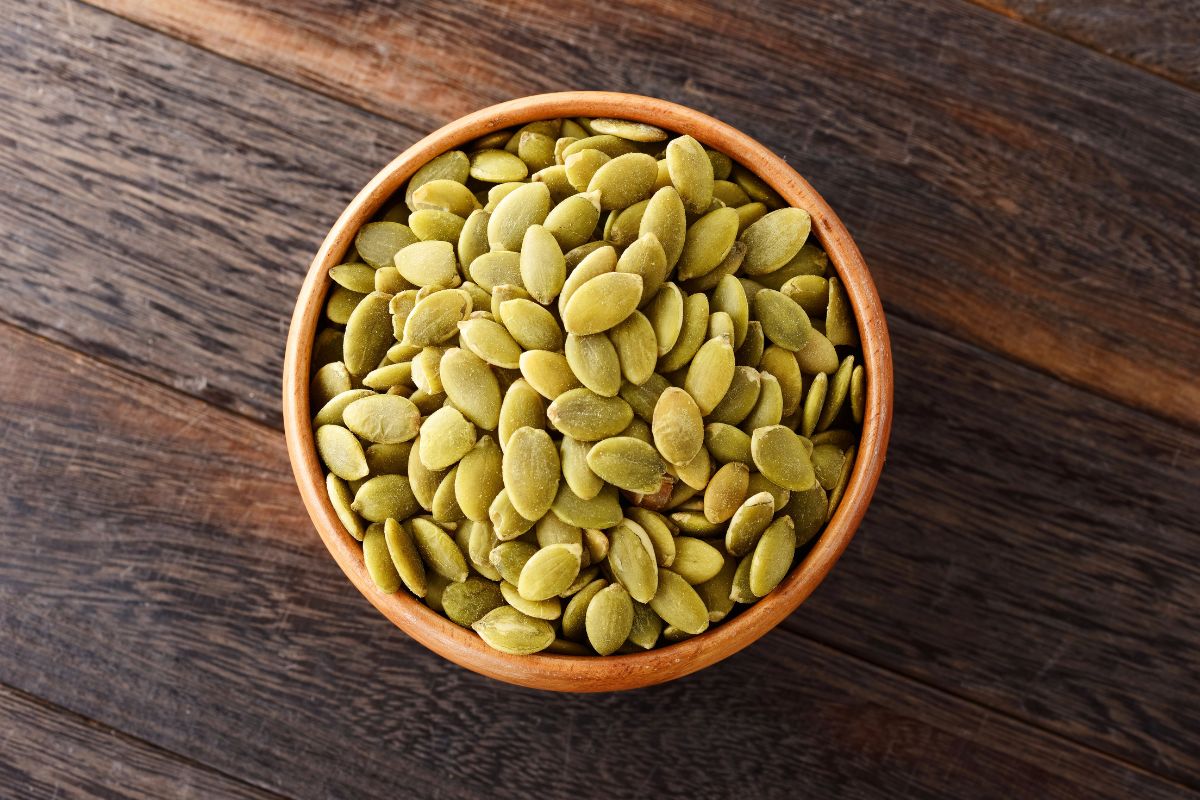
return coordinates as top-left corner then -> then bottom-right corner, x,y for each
282,91 -> 893,692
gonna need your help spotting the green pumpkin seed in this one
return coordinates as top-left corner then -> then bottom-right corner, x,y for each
517,543 -> 582,601
489,540 -> 537,584
562,578 -> 607,641
583,527 -> 610,564
746,472 -> 790,511
558,244 -> 617,313
457,317 -> 522,369
707,367 -> 761,426
711,274 -> 749,347
675,207 -> 739,281
587,152 -> 658,210
608,520 -> 659,603
562,134 -> 637,160
547,388 -> 634,441
468,250 -> 522,292
759,346 -> 804,418
405,150 -> 469,210
457,209 -> 491,268
327,473 -> 365,541
374,266 -> 409,294
440,347 -> 502,430
407,436 -> 444,510
812,444 -> 846,491
465,519 -> 501,580
651,386 -> 704,466
500,580 -> 561,620
696,556 -> 737,622
565,333 -> 622,397
328,262 -> 377,294
362,362 -> 414,391
352,474 -> 419,522
503,426 -> 560,520
827,444 -> 855,522
704,422 -> 752,465
487,181 -> 550,251
316,424 -> 368,480
454,436 -> 504,523
729,553 -> 756,603
564,149 -> 610,193
671,537 -> 725,585
410,517 -> 469,582
712,179 -> 749,207
409,209 -> 466,243
497,378 -> 546,451
551,482 -> 623,529
363,523 -> 401,593
749,516 -> 796,597
753,289 -> 812,352
325,286 -> 365,325
780,274 -> 828,315
561,272 -> 642,335
518,131 -> 556,172
703,461 -> 750,524
441,576 -> 505,627
793,328 -> 840,375
608,311 -> 658,385
342,291 -> 394,375
342,394 -> 420,444
657,291 -> 709,372
543,190 -> 602,251
531,164 -> 576,203
816,355 -> 855,432
620,372 -> 670,422
585,436 -> 665,494
310,361 -> 351,408
498,298 -> 563,352
826,276 -> 857,346
402,289 -> 472,348
419,406 -> 476,470
518,350 -> 582,400
669,445 -> 712,491
472,606 -> 555,654
586,583 -> 634,655
470,148 -> 529,183
559,436 -> 604,500
640,186 -> 687,269
384,518 -> 427,596
759,243 -> 828,290
670,510 -> 723,536
411,178 -> 481,218
518,224 -> 565,304
739,208 -> 811,276
312,328 -> 344,370
802,371 -> 828,437
751,425 -> 815,491
616,234 -> 669,307
735,320 -> 765,367
424,572 -> 450,613
627,601 -> 663,649
624,508 -> 676,567
731,163 -> 783,207
608,199 -> 651,247
665,135 -> 714,214
649,568 -> 709,634
535,513 -> 583,550
850,364 -> 866,425
684,337 -> 736,415
725,491 -> 775,556
393,239 -> 461,289
356,221 -> 419,268
589,118 -> 667,142
645,283 -> 685,356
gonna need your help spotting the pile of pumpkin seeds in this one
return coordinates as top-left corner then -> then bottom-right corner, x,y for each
311,116 -> 865,657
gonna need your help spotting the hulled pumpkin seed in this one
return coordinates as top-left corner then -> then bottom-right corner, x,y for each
343,291 -> 395,375
352,475 -> 418,523
551,482 -> 623,529
696,555 -> 737,622
311,361 -> 352,409
793,328 -> 839,375
589,117 -> 667,142
649,568 -> 709,635
405,151 -> 470,210
759,346 -> 804,418
561,272 -> 642,335
726,491 -> 775,556
316,424 -> 368,481
410,517 -> 468,582
608,199 -> 651,248
489,540 -> 537,584
543,190 -> 602,251
825,276 -> 857,346
487,181 -> 550,251
443,576 -> 505,626
850,364 -> 866,425
707,366 -> 761,426
503,427 -> 560,521
562,578 -> 607,641
564,333 -> 621,397
704,422 -> 752,465
560,436 -> 604,500
645,283 -> 685,355
640,186 -> 687,269
753,289 -> 812,352
585,436 -> 665,494
666,135 -> 714,214
749,516 -> 796,597
470,148 -> 529,183
402,289 -> 472,348
409,209 -> 466,243
657,291 -> 709,372
327,473 -> 365,541
586,583 -> 634,655
364,523 -> 401,592
547,388 -> 634,441
652,386 -> 705,466
588,153 -> 658,210
519,223 -> 566,304
455,436 -> 504,522
458,209 -> 490,268
608,520 -> 659,603
472,606 -> 555,654
519,350 -> 582,400
801,371 -> 828,437
684,337 -> 736,415
704,461 -> 750,524
751,425 -> 816,491
675,207 -> 739,281
517,542 -> 582,601
342,393 -> 420,444
816,355 -> 855,433
608,311 -> 658,385
739,208 -> 811,275
627,601 -> 663,649
385,518 -> 427,596
440,347 -> 502,430
500,580 -> 562,620
419,406 -> 476,470
356,221 -> 419,268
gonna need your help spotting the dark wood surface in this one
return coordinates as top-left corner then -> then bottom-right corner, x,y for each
2,0 -> 1197,797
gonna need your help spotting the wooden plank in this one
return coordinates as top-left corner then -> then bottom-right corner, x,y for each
77,0 -> 1200,428
0,685 -> 286,800
3,0 -> 1199,783
973,0 -> 1200,90
0,326 -> 1191,800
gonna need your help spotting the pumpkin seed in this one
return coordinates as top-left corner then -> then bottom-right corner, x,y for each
342,291 -> 394,375
457,317 -> 522,369
684,337 -> 736,415
583,528 -> 610,563
608,520 -> 659,603
503,427 -> 560,520
470,148 -> 529,183
410,517 -> 468,582
440,347 -> 502,430
531,164 -> 576,204
468,250 -> 522,292
500,580 -> 561,620
465,519 -> 502,580
402,289 -> 472,348
407,436 -> 445,510
327,473 -> 365,541
608,199 -> 651,247
328,263 -> 377,294
442,576 -> 505,626
730,553 -> 756,603
316,424 -> 368,481
543,190 -> 602,251
735,320 -> 765,367
759,346 -> 804,417
519,350 -> 582,400
455,436 -> 504,522
411,179 -> 481,218
497,378 -> 546,450
558,244 -> 616,314
565,333 -> 622,397
356,221 -> 419,268
363,523 -> 401,592
586,583 -> 634,655
458,209 -> 490,268
793,328 -> 840,374
586,436 -> 665,494
669,444 -> 712,491
409,209 -> 466,243
419,406 -> 476,470
657,291 -> 709,372
649,568 -> 709,634
325,286 -> 364,325
652,387 -> 704,466
518,131 -> 556,172
620,372 -> 670,422
802,371 -> 828,437
850,364 -> 866,424
352,475 -> 418,523
548,388 -> 634,441
749,516 -> 796,597
627,601 -> 663,649
562,134 -> 636,160
812,444 -> 845,491
561,272 -> 643,335
753,289 -> 812,352
616,233 -> 669,306
405,151 -> 470,210
827,444 -> 855,522
826,276 -> 857,346
564,148 -> 610,192
675,207 -> 739,281
704,422 -> 753,465
497,298 -> 563,353
551,482 -> 623,529
671,537 -> 725,585
343,393 -> 420,444
311,361 -> 351,408
562,578 -> 607,641
665,135 -> 714,214
640,186 -> 687,269
517,543 -> 582,601
724,490 -> 774,555
589,118 -> 667,142
489,540 -> 537,584
362,362 -> 414,391
704,461 -> 750,523
384,518 -> 427,596
608,311 -> 658,385
487,181 -> 550,251
817,355 -> 855,432
695,556 -> 737,622
739,208 -> 811,276
751,425 -> 815,492
588,152 -> 658,210
707,367 -> 761,426
645,283 -> 684,355
560,436 -> 604,500
518,223 -> 565,304
472,606 -> 555,655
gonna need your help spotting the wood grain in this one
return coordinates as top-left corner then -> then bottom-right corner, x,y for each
81,0 -> 1200,428
0,685 -> 284,800
0,323 -> 1192,800
3,0 -> 1199,784
973,0 -> 1200,90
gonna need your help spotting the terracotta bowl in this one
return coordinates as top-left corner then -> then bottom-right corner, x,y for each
283,91 -> 893,692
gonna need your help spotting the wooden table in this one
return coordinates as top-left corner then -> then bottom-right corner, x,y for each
2,1 -> 1197,797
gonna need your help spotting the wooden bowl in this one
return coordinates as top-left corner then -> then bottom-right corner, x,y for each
283,91 -> 892,692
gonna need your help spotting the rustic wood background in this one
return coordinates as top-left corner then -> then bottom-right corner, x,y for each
2,1 -> 1197,797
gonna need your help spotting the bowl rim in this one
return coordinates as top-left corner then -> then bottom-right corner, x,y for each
283,91 -> 893,692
